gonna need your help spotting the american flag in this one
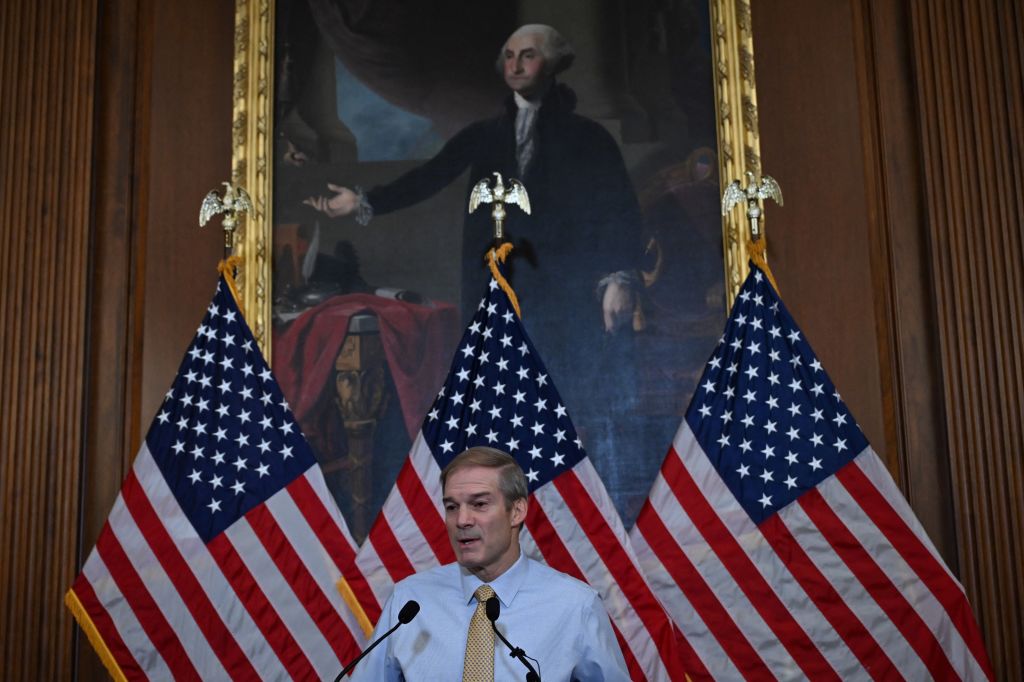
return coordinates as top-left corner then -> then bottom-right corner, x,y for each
66,278 -> 374,681
353,270 -> 688,680
630,264 -> 993,679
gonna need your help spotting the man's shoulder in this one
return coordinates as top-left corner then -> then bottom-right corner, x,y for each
523,557 -> 598,601
392,562 -> 459,594
459,111 -> 509,136
545,110 -> 620,153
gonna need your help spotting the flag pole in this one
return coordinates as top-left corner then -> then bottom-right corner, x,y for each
199,181 -> 254,261
468,172 -> 532,318
722,171 -> 783,291
200,181 -> 253,311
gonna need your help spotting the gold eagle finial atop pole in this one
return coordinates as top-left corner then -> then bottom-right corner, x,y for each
721,171 -> 783,242
468,172 -> 531,241
199,181 -> 254,257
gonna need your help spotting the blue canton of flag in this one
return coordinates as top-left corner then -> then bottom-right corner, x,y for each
687,265 -> 868,523
145,280 -> 316,542
421,277 -> 586,484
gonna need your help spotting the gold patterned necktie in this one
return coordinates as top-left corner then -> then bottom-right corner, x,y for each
462,584 -> 496,681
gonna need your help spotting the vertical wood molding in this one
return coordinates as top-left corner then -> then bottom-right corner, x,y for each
76,0 -> 149,677
0,1 -> 99,679
847,0 -> 958,563
909,1 -> 1024,677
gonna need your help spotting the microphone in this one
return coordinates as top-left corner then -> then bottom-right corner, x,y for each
397,600 -> 421,624
333,600 -> 420,681
485,597 -> 540,682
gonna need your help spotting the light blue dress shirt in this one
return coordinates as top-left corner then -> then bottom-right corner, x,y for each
349,552 -> 630,681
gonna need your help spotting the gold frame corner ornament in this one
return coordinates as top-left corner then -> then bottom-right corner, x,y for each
230,0 -> 765,355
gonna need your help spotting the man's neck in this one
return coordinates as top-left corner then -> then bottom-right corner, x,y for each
469,546 -> 522,583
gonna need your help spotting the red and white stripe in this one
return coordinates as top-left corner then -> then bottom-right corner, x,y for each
630,420 -> 994,680
354,433 -> 689,681
71,444 -> 371,681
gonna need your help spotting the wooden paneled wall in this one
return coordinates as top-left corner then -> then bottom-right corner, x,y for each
0,1 -> 98,679
909,1 -> 1024,676
1,1 -> 230,679
754,0 -> 1023,678
0,0 -> 1020,679
77,0 -> 233,679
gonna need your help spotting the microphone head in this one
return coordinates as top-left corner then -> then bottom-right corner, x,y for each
485,596 -> 500,622
398,600 -> 420,624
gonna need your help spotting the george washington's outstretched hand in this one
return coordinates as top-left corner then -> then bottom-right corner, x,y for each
304,183 -> 358,218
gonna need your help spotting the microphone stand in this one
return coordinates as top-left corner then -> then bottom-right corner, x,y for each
486,597 -> 540,682
334,600 -> 419,681
333,620 -> 400,681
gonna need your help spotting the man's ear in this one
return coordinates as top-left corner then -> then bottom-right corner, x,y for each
511,496 -> 528,527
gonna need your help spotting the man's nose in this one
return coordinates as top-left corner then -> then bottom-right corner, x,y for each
456,507 -> 473,527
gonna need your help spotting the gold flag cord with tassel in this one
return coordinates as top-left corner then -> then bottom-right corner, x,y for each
486,242 -> 521,318
747,237 -> 780,293
218,255 -> 246,317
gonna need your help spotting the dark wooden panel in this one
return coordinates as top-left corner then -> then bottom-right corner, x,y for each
72,0 -> 234,678
137,0 -> 233,439
846,0 -> 957,565
76,0 -> 147,678
750,3 -> 888,471
0,1 -> 98,679
910,1 -> 1024,677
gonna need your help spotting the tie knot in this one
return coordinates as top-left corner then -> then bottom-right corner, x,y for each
474,585 -> 495,604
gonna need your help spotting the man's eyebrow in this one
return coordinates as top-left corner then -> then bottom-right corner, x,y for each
442,492 -> 493,504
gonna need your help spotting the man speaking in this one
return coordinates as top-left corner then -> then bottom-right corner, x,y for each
349,447 -> 629,681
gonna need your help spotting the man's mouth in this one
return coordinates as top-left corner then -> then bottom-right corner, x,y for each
458,537 -> 480,548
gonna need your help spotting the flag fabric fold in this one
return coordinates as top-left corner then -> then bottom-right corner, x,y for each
67,277 -> 371,681
353,269 -> 687,680
630,263 -> 993,680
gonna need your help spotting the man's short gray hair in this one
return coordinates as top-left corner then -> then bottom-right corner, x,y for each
440,447 -> 529,506
497,24 -> 575,76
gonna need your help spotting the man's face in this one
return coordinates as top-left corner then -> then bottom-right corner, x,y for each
443,465 -> 527,582
503,32 -> 550,98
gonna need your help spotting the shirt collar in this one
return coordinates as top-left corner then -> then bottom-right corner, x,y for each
513,91 -> 542,111
458,550 -> 529,609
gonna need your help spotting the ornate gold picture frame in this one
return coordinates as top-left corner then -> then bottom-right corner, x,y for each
232,0 -> 764,352
230,0 -> 764,531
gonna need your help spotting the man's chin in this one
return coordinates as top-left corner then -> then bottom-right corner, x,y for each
506,79 -> 538,95
454,541 -> 480,562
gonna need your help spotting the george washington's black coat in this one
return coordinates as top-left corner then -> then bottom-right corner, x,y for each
367,84 -> 643,400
